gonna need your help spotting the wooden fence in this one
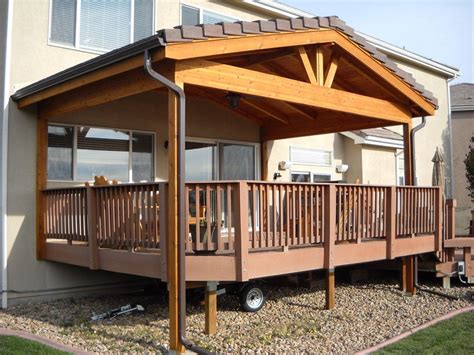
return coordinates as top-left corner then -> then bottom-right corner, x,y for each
42,182 -> 444,256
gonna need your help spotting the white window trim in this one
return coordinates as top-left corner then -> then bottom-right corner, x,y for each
289,146 -> 333,167
180,3 -> 238,25
47,122 -> 156,183
186,136 -> 260,180
47,0 -> 156,55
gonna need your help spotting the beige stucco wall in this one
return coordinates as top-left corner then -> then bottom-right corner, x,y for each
391,59 -> 452,190
452,110 -> 473,235
265,133 -> 345,182
361,145 -> 397,185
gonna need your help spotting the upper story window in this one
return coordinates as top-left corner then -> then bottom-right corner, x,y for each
290,146 -> 332,166
49,0 -> 154,53
181,4 -> 237,26
48,124 -> 154,182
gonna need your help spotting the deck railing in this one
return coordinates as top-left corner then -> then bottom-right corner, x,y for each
42,182 -> 444,257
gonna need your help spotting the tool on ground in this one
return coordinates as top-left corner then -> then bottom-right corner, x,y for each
91,304 -> 145,321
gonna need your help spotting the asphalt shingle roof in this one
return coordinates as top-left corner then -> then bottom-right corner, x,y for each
450,83 -> 474,106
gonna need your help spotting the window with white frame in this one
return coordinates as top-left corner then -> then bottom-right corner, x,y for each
181,4 -> 237,26
291,171 -> 332,183
49,0 -> 154,53
47,124 -> 154,182
397,155 -> 405,185
290,146 -> 332,166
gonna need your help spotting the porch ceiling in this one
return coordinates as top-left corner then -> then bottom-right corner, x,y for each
13,16 -> 437,140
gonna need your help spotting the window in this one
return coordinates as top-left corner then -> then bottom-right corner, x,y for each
397,155 -> 405,185
185,139 -> 258,182
291,171 -> 332,183
180,4 -> 237,26
290,146 -> 332,166
291,172 -> 310,183
47,125 -> 154,182
49,0 -> 154,53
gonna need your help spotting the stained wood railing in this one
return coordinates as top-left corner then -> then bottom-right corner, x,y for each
42,182 -> 445,258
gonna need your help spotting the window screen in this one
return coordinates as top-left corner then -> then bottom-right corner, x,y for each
132,132 -> 153,182
203,10 -> 236,24
219,144 -> 255,180
313,174 -> 332,182
76,127 -> 130,182
79,0 -> 132,52
181,5 -> 199,26
50,0 -> 76,46
48,125 -> 74,180
134,0 -> 154,42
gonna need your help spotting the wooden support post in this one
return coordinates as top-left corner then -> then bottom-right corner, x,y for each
401,123 -> 416,295
261,141 -> 268,181
168,79 -> 185,353
386,186 -> 396,259
86,187 -> 99,269
204,282 -> 218,335
315,46 -> 324,86
464,247 -> 472,278
326,269 -> 335,310
434,188 -> 443,253
446,199 -> 457,262
36,115 -> 48,260
235,182 -> 249,281
401,257 -> 407,291
159,182 -> 168,281
324,184 -> 336,309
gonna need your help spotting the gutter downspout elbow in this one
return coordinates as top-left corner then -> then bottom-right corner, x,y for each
143,50 -> 209,355
410,116 -> 427,186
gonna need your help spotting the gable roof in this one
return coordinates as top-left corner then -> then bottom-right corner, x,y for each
450,83 -> 474,111
12,16 -> 437,112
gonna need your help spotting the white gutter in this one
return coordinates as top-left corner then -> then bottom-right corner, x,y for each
341,131 -> 404,149
451,104 -> 474,112
1,0 -> 13,309
358,31 -> 460,78
240,0 -> 314,18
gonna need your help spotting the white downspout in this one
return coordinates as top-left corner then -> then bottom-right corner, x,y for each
1,0 -> 13,309
446,75 -> 458,199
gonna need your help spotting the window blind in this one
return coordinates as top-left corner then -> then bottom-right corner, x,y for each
134,0 -> 154,42
290,147 -> 332,166
50,0 -> 76,46
79,0 -> 132,52
181,5 -> 199,26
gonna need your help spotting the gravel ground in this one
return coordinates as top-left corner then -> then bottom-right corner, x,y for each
0,277 -> 472,353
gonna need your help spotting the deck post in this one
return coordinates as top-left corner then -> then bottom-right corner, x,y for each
324,184 -> 336,309
36,115 -> 48,260
261,141 -> 268,181
446,199 -> 456,262
167,78 -> 185,353
86,187 -> 99,269
402,122 -> 416,295
204,281 -> 218,335
434,188 -> 443,253
386,186 -> 396,259
326,268 -> 335,310
235,181 -> 249,282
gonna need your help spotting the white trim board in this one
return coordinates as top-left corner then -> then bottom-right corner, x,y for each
341,131 -> 404,149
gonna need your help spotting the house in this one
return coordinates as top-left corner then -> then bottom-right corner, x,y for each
451,83 -> 474,236
1,2 -> 470,350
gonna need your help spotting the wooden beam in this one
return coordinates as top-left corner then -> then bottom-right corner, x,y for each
36,115 -> 48,260
38,67 -> 167,119
240,98 -> 288,124
251,64 -> 318,120
168,76 -> 185,353
324,53 -> 340,88
205,283 -> 217,335
261,141 -> 269,181
176,59 -> 412,123
326,269 -> 335,310
297,46 -> 317,85
315,46 -> 324,85
187,86 -> 264,126
262,114 -> 400,141
18,50 -> 165,109
165,29 -> 335,60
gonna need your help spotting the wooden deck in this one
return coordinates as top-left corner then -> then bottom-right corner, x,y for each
40,181 -> 448,282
